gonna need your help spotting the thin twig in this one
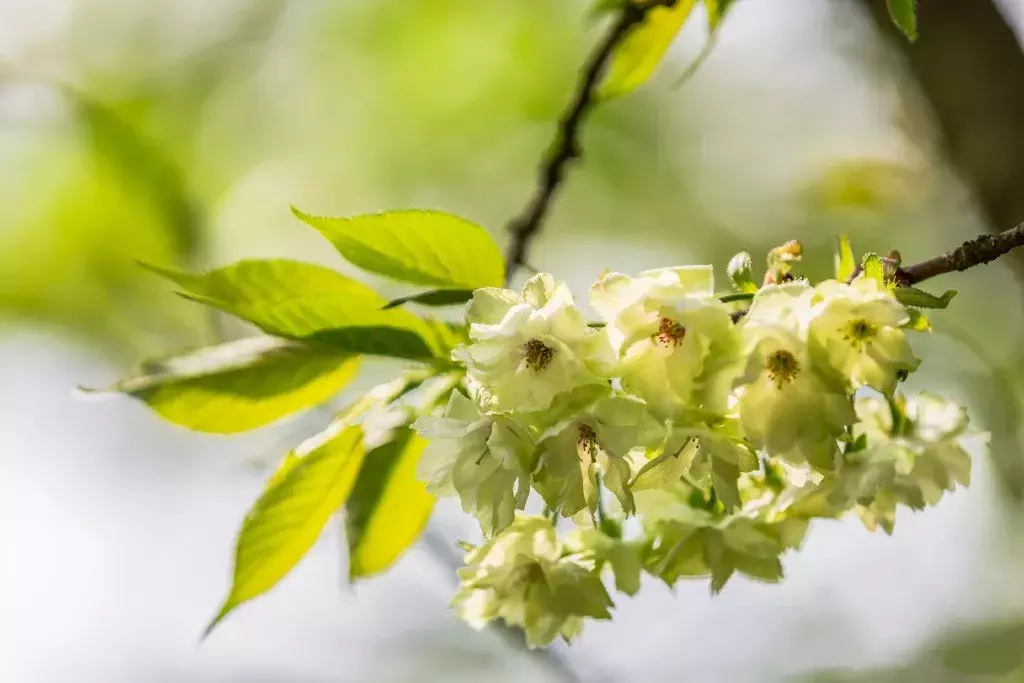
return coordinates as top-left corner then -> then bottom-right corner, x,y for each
899,221 -> 1024,285
503,0 -> 681,284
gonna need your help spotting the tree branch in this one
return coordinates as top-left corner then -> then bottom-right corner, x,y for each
503,0 -> 680,284
899,221 -> 1024,285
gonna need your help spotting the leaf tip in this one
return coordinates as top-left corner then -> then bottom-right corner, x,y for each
201,605 -> 231,642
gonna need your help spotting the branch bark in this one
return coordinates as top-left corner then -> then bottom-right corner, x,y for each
900,221 -> 1024,285
503,0 -> 680,284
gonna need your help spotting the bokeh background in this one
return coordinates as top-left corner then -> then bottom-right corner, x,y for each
2,1 -> 1024,681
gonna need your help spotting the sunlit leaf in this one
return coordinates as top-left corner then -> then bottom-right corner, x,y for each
84,336 -> 359,434
894,286 -> 958,310
600,0 -> 697,99
206,425 -> 366,635
143,259 -> 439,360
886,0 -> 918,42
383,288 -> 475,310
861,253 -> 885,284
291,208 -> 504,289
346,429 -> 435,579
834,235 -> 856,282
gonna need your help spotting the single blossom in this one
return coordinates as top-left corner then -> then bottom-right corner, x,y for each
809,277 -> 920,394
453,515 -> 613,648
589,266 -> 742,421
737,320 -> 854,469
413,390 -> 534,536
456,274 -> 606,415
533,395 -> 664,517
840,393 -> 977,533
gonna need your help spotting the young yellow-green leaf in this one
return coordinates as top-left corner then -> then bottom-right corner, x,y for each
726,252 -> 757,293
894,286 -> 958,309
904,308 -> 932,332
600,0 -> 697,99
205,425 -> 366,636
886,0 -> 917,42
861,253 -> 886,284
346,429 -> 435,579
144,259 -> 439,360
291,208 -> 504,289
834,235 -> 856,282
83,336 -> 359,434
382,289 -> 475,310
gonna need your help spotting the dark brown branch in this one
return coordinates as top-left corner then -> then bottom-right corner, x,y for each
503,0 -> 680,284
899,221 -> 1024,285
859,0 -> 1024,284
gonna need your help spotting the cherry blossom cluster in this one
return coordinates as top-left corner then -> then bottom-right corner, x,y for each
413,261 -> 980,647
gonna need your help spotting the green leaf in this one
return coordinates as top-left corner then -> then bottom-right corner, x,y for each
894,286 -> 958,309
143,259 -> 439,360
346,429 -> 435,579
726,252 -> 757,293
886,0 -> 917,42
206,425 -> 366,636
82,337 -> 359,434
861,253 -> 885,284
383,288 -> 475,310
834,235 -> 856,282
600,0 -> 697,99
71,88 -> 199,256
291,208 -> 504,289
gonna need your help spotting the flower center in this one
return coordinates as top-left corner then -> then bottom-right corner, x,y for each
577,424 -> 598,462
765,349 -> 800,388
522,338 -> 555,371
843,318 -> 877,348
654,316 -> 687,347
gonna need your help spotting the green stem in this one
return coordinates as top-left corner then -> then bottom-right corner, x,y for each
719,292 -> 756,304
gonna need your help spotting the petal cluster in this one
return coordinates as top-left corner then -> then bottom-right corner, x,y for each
411,266 -> 979,647
453,515 -> 613,648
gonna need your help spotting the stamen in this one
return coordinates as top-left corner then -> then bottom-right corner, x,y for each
653,316 -> 687,347
522,339 -> 555,371
842,318 -> 877,348
766,349 -> 800,388
578,424 -> 598,462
